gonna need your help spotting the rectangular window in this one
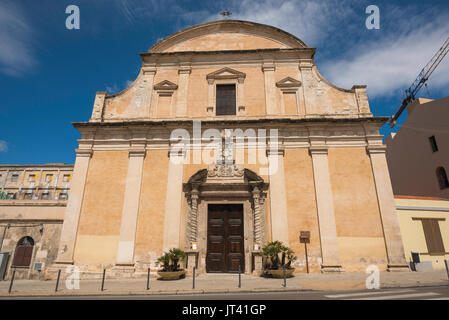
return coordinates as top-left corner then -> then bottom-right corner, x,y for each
28,174 -> 36,182
11,174 -> 19,183
45,174 -> 53,182
429,136 -> 438,152
216,84 -> 236,116
420,218 -> 445,254
63,174 -> 70,182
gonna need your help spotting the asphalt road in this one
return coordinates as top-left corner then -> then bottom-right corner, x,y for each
1,285 -> 448,300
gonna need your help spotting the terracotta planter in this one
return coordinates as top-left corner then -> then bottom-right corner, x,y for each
265,268 -> 295,278
157,270 -> 186,280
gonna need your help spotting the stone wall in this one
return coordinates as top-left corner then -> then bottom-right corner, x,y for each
1,222 -> 62,280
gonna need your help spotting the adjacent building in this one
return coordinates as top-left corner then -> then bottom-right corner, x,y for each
0,164 -> 73,279
396,195 -> 449,270
386,96 -> 449,199
386,96 -> 449,271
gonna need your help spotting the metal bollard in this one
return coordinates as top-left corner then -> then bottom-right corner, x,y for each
8,269 -> 16,294
146,268 -> 150,290
445,260 -> 449,281
101,269 -> 106,291
55,269 -> 61,292
283,266 -> 287,288
238,265 -> 241,288
193,267 -> 196,289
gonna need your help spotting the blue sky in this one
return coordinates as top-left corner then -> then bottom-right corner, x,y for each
0,0 -> 448,165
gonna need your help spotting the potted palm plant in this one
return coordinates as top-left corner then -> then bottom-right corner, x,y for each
261,241 -> 297,278
157,248 -> 187,280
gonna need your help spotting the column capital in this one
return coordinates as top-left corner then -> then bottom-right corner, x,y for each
366,144 -> 386,154
142,66 -> 157,75
309,145 -> 328,155
178,66 -> 192,74
266,146 -> 284,156
75,149 -> 93,158
298,60 -> 314,69
168,149 -> 187,158
262,64 -> 275,72
128,149 -> 146,157
190,187 -> 199,199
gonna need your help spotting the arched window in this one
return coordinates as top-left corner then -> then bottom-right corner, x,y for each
436,167 -> 449,190
12,236 -> 34,267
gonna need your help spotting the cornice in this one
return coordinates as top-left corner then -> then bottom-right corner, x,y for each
75,149 -> 93,158
72,116 -> 388,130
309,145 -> 328,155
153,80 -> 178,91
366,144 -> 387,154
140,48 -> 316,65
206,67 -> 246,82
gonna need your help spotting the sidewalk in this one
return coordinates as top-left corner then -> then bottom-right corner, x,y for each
0,270 -> 448,297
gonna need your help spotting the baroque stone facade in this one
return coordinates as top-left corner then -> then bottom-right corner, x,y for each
32,20 -> 408,278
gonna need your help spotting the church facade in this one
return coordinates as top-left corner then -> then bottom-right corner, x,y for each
49,20 -> 408,276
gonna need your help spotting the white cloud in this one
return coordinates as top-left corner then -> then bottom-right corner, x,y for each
0,141 -> 8,152
321,15 -> 449,98
205,0 -> 356,46
0,1 -> 36,76
111,0 -> 449,100
106,83 -> 120,93
106,80 -> 134,93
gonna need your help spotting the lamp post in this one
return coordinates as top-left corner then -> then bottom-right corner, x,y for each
299,231 -> 310,274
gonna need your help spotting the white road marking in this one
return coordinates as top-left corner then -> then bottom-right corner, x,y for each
346,292 -> 440,300
325,289 -> 414,298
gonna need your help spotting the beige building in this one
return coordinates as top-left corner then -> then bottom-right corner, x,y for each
3,20 -> 411,279
386,96 -> 449,199
396,195 -> 449,270
0,164 -> 73,279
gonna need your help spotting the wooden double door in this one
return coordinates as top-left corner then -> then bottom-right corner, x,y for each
206,204 -> 245,273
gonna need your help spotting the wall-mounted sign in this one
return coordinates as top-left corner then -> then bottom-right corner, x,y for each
253,242 -> 261,251
34,262 -> 43,271
299,231 -> 310,243
191,241 -> 198,251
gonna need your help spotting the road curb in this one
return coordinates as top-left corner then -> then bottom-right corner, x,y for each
1,281 -> 447,297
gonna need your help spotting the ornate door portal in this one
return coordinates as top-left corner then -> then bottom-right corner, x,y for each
207,204 -> 244,273
184,165 -> 268,274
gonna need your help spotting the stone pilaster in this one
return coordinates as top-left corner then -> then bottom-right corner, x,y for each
162,151 -> 185,252
54,148 -> 92,264
176,66 -> 191,117
298,61 -> 313,116
367,144 -> 409,271
90,91 -> 108,122
267,146 -> 289,245
142,65 -> 157,119
115,143 -> 146,266
262,62 -> 277,115
309,145 -> 343,272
